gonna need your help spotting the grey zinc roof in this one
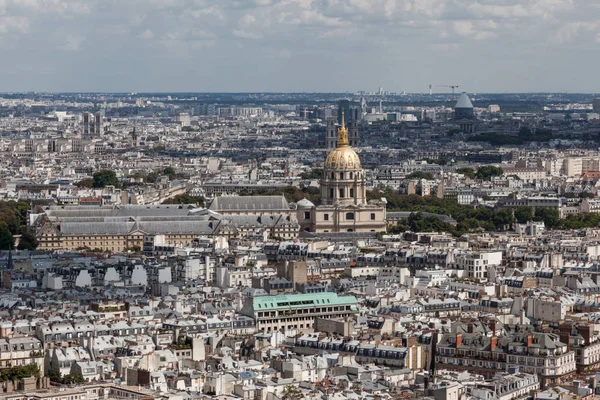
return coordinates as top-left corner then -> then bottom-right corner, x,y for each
60,222 -> 136,235
455,92 -> 474,109
209,195 -> 289,211
137,221 -> 215,235
45,204 -> 197,219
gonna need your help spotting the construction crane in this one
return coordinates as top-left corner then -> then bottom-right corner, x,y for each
437,85 -> 459,100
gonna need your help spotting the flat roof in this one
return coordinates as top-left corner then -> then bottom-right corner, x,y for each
253,292 -> 357,311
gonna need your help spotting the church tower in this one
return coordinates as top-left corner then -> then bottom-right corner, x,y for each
297,111 -> 387,234
320,111 -> 366,206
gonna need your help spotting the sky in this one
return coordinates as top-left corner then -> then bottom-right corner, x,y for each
0,0 -> 599,93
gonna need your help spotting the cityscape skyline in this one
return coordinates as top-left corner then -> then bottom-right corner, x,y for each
0,0 -> 599,93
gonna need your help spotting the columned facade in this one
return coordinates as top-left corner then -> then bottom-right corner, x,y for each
297,111 -> 386,234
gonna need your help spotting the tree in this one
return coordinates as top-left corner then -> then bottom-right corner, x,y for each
161,194 -> 205,206
92,170 -> 120,188
455,167 -> 475,179
518,126 -> 532,138
475,166 -> 504,180
282,385 -> 302,400
406,171 -> 435,180
0,364 -> 40,381
61,373 -> 85,384
514,206 -> 534,224
17,231 -> 38,250
74,178 -> 94,188
300,168 -> 323,180
0,224 -> 14,250
492,209 -> 514,226
534,208 -> 560,229
47,370 -> 84,385
163,166 -> 176,177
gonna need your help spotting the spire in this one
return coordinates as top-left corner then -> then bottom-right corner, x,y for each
337,110 -> 349,147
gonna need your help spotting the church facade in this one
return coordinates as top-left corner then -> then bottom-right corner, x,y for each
297,112 -> 387,233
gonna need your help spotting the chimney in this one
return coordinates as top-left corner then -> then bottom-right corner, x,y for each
526,333 -> 534,348
559,331 -> 571,352
467,323 -> 474,334
490,320 -> 497,336
490,335 -> 498,351
577,324 -> 592,346
456,333 -> 463,348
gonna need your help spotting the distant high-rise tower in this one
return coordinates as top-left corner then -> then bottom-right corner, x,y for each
337,100 -> 360,124
94,112 -> 103,136
326,118 -> 337,150
82,112 -> 91,136
348,121 -> 359,147
593,98 -> 600,114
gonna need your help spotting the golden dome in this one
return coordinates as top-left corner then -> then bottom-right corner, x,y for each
324,109 -> 362,170
325,146 -> 362,170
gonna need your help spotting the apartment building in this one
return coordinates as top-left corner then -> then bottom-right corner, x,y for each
241,292 -> 358,333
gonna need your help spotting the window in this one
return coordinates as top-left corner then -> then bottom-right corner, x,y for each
331,172 -> 334,179
371,213 -> 376,220
340,172 -> 344,179
350,172 -> 353,179
324,214 -> 329,221
349,188 -> 354,197
347,229 -> 353,232
330,188 -> 334,198
304,212 -> 310,220
346,212 -> 354,220
339,188 -> 344,198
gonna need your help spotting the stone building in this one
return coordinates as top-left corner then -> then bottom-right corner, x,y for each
298,111 -> 387,233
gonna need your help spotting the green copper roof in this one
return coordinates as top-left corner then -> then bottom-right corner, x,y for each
252,292 -> 357,311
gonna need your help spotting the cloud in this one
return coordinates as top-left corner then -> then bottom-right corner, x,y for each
0,15 -> 28,34
139,29 -> 153,40
553,21 -> 598,44
0,0 -> 597,92
58,33 -> 85,51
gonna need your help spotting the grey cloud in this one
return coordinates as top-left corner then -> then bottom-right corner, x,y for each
0,0 -> 597,92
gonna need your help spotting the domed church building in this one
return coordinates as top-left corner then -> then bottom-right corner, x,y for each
297,112 -> 387,233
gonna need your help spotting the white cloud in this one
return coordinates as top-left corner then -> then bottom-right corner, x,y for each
0,15 -> 29,34
0,0 -> 597,91
139,29 -> 153,39
58,33 -> 85,51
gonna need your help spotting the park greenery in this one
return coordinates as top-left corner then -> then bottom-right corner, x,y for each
75,169 -> 119,188
407,166 -> 502,181
239,186 -> 321,204
0,364 -> 40,382
161,194 -> 206,206
0,200 -> 35,250
475,165 -> 504,180
17,232 -> 38,250
406,171 -> 435,180
370,191 -> 600,235
300,168 -> 323,180
47,369 -> 85,385
455,167 -> 475,179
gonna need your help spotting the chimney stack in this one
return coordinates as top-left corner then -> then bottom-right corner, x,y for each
490,335 -> 498,352
456,333 -> 463,348
577,324 -> 592,346
467,323 -> 474,334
